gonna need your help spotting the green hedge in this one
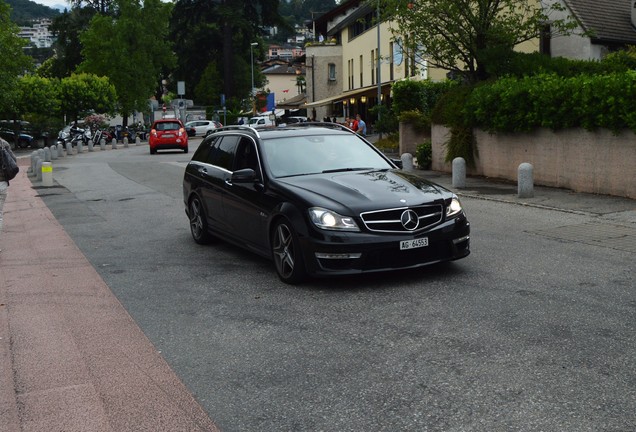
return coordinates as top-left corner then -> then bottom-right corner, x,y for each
391,79 -> 458,116
464,71 -> 636,134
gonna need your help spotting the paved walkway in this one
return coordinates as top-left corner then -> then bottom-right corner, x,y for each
1,150 -> 634,431
0,157 -> 220,431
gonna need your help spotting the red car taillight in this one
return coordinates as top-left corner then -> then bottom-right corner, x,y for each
151,129 -> 158,137
178,128 -> 185,136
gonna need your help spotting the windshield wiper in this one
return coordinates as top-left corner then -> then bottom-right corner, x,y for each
322,167 -> 373,173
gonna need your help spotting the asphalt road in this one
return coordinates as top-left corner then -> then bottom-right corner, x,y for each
37,142 -> 635,431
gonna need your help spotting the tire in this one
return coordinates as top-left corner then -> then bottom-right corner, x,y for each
183,146 -> 189,153
271,220 -> 306,284
189,196 -> 212,244
18,139 -> 29,148
150,147 -> 156,154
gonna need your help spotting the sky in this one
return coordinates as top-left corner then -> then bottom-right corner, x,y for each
33,0 -> 70,10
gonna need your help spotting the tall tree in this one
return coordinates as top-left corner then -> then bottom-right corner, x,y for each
48,7 -> 97,78
79,0 -> 175,126
170,0 -> 287,107
0,0 -> 33,127
380,0 -> 578,83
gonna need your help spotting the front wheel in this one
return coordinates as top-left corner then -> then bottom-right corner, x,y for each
271,220 -> 306,284
189,196 -> 212,244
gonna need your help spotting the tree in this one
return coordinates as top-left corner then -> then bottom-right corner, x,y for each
79,0 -> 175,126
380,0 -> 578,83
48,7 -> 97,78
0,0 -> 34,117
170,0 -> 287,107
59,73 -> 117,122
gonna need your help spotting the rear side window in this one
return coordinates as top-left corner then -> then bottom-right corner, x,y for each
207,135 -> 239,170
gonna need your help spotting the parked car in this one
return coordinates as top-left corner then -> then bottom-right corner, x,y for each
0,129 -> 35,148
149,119 -> 188,154
248,116 -> 276,129
182,123 -> 470,284
185,120 -> 220,137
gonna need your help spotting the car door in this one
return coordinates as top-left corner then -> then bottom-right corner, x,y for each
223,137 -> 269,251
192,135 -> 239,233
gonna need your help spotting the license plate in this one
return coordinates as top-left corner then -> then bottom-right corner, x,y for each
400,238 -> 429,250
162,134 -> 174,138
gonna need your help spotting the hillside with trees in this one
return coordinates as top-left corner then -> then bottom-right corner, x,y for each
6,0 -> 60,24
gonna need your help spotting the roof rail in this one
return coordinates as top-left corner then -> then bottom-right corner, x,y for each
278,121 -> 353,133
208,125 -> 261,139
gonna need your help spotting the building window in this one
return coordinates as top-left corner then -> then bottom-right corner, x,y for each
348,59 -> 354,90
371,50 -> 376,85
389,42 -> 394,81
328,63 -> 336,81
359,55 -> 363,87
540,23 -> 551,56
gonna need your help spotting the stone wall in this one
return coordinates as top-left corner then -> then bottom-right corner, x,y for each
431,125 -> 636,199
399,122 -> 431,158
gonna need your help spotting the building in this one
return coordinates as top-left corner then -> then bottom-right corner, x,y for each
543,0 -> 636,60
18,19 -> 55,49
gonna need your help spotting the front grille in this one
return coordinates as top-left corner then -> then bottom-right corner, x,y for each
360,205 -> 443,233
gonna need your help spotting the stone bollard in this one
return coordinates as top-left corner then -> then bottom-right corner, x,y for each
50,144 -> 58,160
452,157 -> 466,188
111,138 -> 117,150
29,151 -> 38,176
123,137 -> 129,148
36,159 -> 43,181
401,153 -> 414,171
66,142 -> 73,155
43,146 -> 52,162
100,138 -> 106,151
77,141 -> 83,153
41,162 -> 53,186
135,137 -> 141,146
88,139 -> 94,152
518,162 -> 534,198
58,143 -> 65,158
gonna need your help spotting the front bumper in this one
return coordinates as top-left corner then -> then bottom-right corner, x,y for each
300,215 -> 470,277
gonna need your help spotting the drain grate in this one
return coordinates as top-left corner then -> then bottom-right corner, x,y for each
530,222 -> 636,253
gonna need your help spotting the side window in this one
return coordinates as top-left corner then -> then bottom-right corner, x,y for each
328,63 -> 336,81
207,135 -> 239,170
191,136 -> 218,163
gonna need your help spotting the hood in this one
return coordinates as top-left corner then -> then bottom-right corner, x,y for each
276,169 -> 450,213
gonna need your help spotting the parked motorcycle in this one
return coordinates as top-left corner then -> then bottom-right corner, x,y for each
56,125 -> 91,147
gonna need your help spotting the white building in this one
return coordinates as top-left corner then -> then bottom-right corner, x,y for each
18,19 -> 55,48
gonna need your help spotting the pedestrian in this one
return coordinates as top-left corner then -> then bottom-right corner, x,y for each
348,116 -> 358,132
0,137 -> 17,247
355,113 -> 367,136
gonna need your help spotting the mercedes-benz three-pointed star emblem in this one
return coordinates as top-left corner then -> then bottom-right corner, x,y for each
400,209 -> 419,230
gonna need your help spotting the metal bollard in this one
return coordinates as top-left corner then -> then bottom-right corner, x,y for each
41,162 -> 53,186
518,162 -> 534,198
452,157 -> 466,188
401,153 -> 414,171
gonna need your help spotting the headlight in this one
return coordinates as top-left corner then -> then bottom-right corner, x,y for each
446,197 -> 463,218
309,207 -> 360,231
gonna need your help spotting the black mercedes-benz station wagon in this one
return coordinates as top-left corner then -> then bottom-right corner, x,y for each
183,123 -> 470,284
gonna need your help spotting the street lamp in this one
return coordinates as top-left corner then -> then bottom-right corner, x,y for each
250,42 -> 258,115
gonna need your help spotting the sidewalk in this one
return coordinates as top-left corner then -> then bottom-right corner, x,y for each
1,153 -> 634,431
0,158 -> 220,431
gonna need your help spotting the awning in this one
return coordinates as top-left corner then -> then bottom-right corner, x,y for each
276,93 -> 307,109
304,83 -> 391,108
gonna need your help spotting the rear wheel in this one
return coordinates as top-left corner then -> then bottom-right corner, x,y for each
18,139 -> 29,148
271,220 -> 306,284
189,196 -> 212,244
183,145 -> 189,153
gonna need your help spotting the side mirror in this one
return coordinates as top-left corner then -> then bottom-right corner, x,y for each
232,168 -> 257,183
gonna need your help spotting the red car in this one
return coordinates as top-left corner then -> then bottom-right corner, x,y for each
149,119 -> 188,154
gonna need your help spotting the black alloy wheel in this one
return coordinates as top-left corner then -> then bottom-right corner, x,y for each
271,220 -> 306,284
189,197 -> 212,244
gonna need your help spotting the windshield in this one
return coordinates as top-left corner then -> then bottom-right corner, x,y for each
261,134 -> 393,178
